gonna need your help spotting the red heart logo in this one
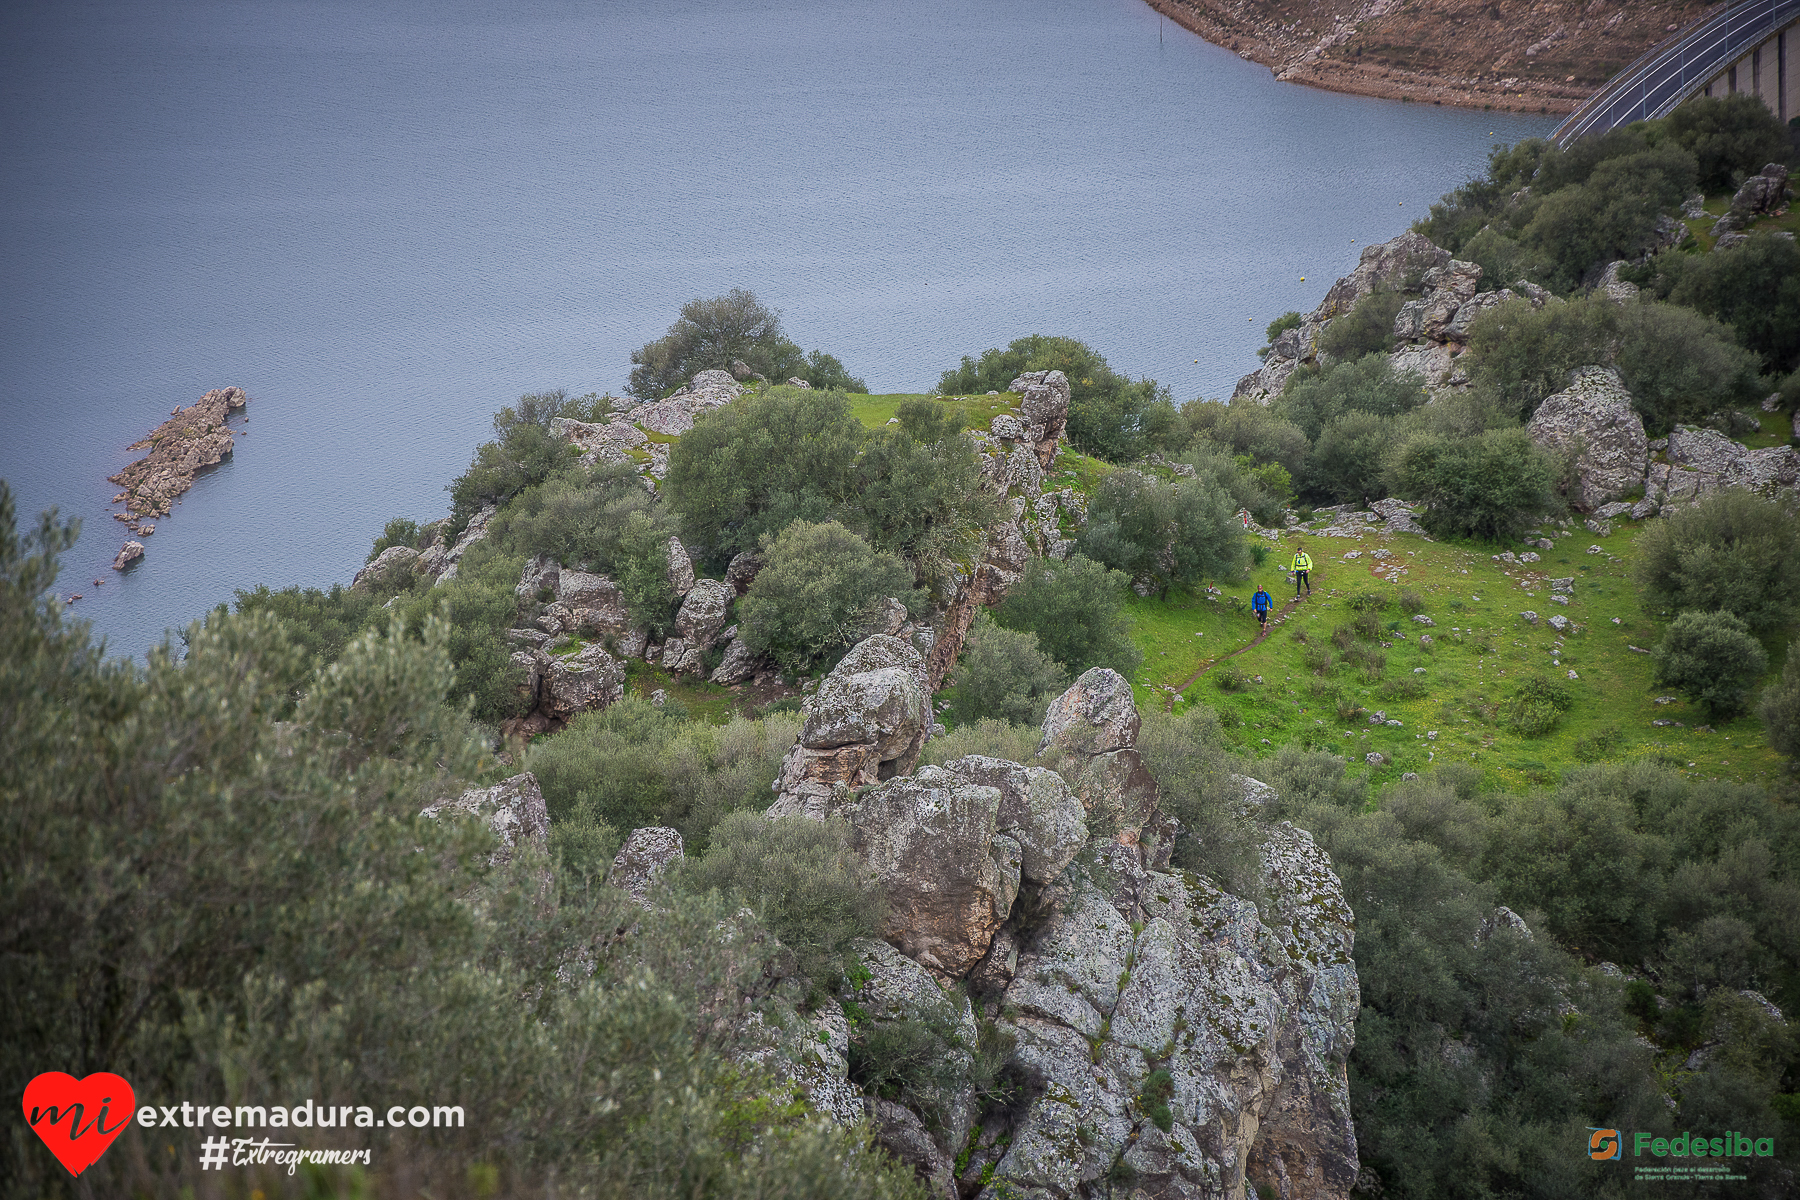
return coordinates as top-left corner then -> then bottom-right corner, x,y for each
23,1072 -> 136,1177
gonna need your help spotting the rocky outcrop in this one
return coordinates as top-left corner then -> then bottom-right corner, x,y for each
1643,425 -> 1800,508
1713,164 -> 1791,235
710,627 -> 759,685
666,536 -> 696,596
549,414 -> 648,467
1233,233 -> 1547,403
111,540 -> 144,571
767,636 -> 932,818
421,505 -> 496,583
675,578 -> 732,650
1008,370 -> 1072,468
634,370 -> 742,436
419,772 -> 549,865
1526,366 -> 1649,511
351,544 -> 421,592
1038,668 -> 1176,863
606,826 -> 684,905
108,386 -> 247,524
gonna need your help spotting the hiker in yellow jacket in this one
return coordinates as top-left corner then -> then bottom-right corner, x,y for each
1291,546 -> 1312,597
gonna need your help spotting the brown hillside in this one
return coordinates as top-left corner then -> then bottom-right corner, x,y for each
1147,0 -> 1720,113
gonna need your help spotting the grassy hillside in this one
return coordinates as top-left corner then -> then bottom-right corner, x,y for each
1127,517 -> 1791,795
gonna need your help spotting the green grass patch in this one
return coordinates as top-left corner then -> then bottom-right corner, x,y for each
1122,519 -> 1789,794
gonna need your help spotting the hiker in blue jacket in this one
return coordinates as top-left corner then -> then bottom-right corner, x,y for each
1251,585 -> 1272,631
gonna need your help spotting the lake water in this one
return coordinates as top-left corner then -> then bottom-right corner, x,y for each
0,0 -> 1553,658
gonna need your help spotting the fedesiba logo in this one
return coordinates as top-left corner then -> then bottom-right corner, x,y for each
1589,1128 -> 1621,1160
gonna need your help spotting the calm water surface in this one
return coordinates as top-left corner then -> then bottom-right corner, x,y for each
0,0 -> 1553,657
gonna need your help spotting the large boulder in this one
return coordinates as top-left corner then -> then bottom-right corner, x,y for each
665,536 -> 695,597
709,627 -> 760,685
1526,366 -> 1650,510
632,370 -> 742,436
428,505 -> 496,584
1038,667 -> 1140,757
1007,370 -> 1071,467
939,755 -> 1087,885
845,766 -> 1019,979
1391,259 -> 1481,342
1714,163 -> 1791,233
420,772 -> 549,865
351,544 -> 420,592
844,939 -> 979,1147
674,578 -> 733,649
1038,668 -> 1172,866
539,644 -> 626,721
555,570 -> 633,639
768,636 -> 931,818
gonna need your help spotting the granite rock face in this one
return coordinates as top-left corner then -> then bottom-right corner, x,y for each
1525,366 -> 1649,511
112,540 -> 145,570
420,772 -> 549,865
1644,425 -> 1800,507
767,636 -> 932,818
1713,163 -> 1791,234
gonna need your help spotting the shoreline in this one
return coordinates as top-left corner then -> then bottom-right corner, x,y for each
1144,0 -> 1708,117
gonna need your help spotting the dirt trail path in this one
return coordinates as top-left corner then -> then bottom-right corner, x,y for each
1164,593 -> 1307,711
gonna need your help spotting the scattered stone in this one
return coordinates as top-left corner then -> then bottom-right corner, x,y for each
1365,752 -> 1387,766
1412,614 -> 1435,626
1401,772 -> 1419,781
1548,614 -> 1569,632
1550,578 -> 1574,594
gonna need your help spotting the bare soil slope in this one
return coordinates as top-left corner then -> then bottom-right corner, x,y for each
1148,0 -> 1718,113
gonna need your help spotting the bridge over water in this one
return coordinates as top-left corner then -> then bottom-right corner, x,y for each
1552,0 -> 1800,146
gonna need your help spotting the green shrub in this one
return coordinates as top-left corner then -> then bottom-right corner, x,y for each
1660,94 -> 1795,194
1380,675 -> 1428,702
1573,726 -> 1624,760
1348,592 -> 1388,613
674,812 -> 885,995
1632,489 -> 1800,632
1137,1068 -> 1175,1133
1137,707 -> 1262,896
847,1005 -> 972,1137
1398,589 -> 1425,614
943,615 -> 1070,727
447,390 -> 584,533
919,718 -> 1043,768
1303,645 -> 1336,675
1213,663 -> 1248,692
528,700 -> 801,850
1319,288 -> 1405,360
1182,439 -> 1292,527
1274,352 -> 1427,442
851,420 -> 1004,581
627,289 -> 863,399
1463,293 -> 1762,430
1636,232 -> 1800,375
738,520 -> 918,674
1519,146 -> 1697,290
1653,610 -> 1770,719
663,386 -> 865,561
994,553 -> 1142,679
486,459 -> 670,574
1351,610 -> 1384,640
1386,426 -> 1557,542
232,582 -> 378,667
1077,470 -> 1247,598
1264,310 -> 1303,345
1308,411 -> 1395,504
1180,399 -> 1310,481
1759,653 -> 1800,761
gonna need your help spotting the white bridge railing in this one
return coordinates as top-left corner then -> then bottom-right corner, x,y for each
1552,0 -> 1800,146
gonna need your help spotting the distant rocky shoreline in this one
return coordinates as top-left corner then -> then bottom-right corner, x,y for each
105,385 -> 247,570
1145,0 -> 1711,114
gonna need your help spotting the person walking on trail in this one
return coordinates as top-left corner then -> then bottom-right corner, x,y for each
1291,546 -> 1313,597
1252,586 -> 1272,631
